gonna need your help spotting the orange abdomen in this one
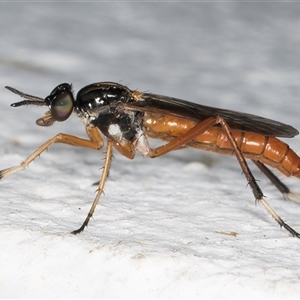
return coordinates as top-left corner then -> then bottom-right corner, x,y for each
144,113 -> 300,178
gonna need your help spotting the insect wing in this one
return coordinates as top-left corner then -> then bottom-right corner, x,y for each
126,93 -> 298,138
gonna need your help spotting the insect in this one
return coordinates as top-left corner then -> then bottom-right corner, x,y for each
1,82 -> 300,237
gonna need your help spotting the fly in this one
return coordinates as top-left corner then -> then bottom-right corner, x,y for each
1,82 -> 300,237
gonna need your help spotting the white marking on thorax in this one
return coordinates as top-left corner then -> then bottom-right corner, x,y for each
108,124 -> 122,141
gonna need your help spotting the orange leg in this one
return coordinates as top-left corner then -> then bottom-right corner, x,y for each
147,117 -> 217,157
0,126 -> 104,179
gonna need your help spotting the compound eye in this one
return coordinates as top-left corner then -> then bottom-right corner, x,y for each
50,91 -> 74,121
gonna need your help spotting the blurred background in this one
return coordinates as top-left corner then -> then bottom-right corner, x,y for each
1,2 -> 300,129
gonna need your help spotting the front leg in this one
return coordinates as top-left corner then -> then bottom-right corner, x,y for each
0,126 -> 104,179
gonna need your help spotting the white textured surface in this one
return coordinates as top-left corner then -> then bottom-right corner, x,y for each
1,3 -> 300,298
